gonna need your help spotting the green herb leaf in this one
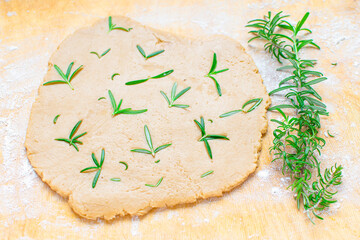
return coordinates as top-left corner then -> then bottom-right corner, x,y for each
145,177 -> 163,187
108,90 -> 147,116
201,170 -> 214,178
111,73 -> 120,80
125,79 -> 149,85
155,159 -> 160,163
146,49 -> 165,59
136,45 -> 146,58
144,125 -> 154,152
119,161 -> 128,170
108,16 -> 132,32
219,110 -> 243,118
81,149 -> 105,188
80,166 -> 99,173
53,114 -> 60,124
205,53 -> 229,96
151,69 -> 174,79
43,62 -> 83,90
194,116 -> 229,159
55,120 -> 87,151
219,98 -> 263,118
90,48 -> 111,59
92,170 -> 101,188
160,83 -> 191,108
131,125 -> 172,158
110,178 -> 121,182
136,45 -> 165,59
126,70 -> 173,85
98,97 -> 106,101
154,143 -> 172,153
327,130 -> 335,138
131,149 -> 152,154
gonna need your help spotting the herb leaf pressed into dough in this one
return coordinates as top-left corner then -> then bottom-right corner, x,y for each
204,53 -> 229,96
201,170 -> 214,178
108,16 -> 132,32
160,82 -> 191,109
80,149 -> 105,188
53,114 -> 60,124
90,48 -> 111,59
43,62 -> 83,90
108,90 -> 147,116
219,98 -> 263,118
125,70 -> 174,86
145,177 -> 163,187
194,116 -> 229,159
136,45 -> 165,60
131,125 -> 172,158
54,120 -> 87,151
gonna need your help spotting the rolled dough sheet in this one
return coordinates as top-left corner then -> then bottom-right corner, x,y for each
25,16 -> 270,220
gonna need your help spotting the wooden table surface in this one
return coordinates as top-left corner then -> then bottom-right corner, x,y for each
1,0 -> 359,239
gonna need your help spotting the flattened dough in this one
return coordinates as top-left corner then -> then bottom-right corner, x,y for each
25,16 -> 270,220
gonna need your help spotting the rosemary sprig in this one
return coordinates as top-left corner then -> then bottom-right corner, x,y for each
145,177 -> 163,187
80,149 -> 105,188
201,170 -> 214,178
55,120 -> 87,151
108,16 -> 132,32
53,114 -> 60,124
194,117 -> 229,159
111,73 -> 120,80
160,82 -> 191,108
108,90 -> 147,116
90,48 -> 111,59
204,53 -> 229,96
131,125 -> 172,158
136,45 -> 164,60
247,11 -> 343,222
125,70 -> 174,85
219,98 -> 263,118
119,161 -> 128,170
43,62 -> 83,90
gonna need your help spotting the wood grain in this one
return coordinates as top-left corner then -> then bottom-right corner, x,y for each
1,0 -> 359,239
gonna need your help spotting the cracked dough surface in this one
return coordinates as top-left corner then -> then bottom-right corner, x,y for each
25,16 -> 270,220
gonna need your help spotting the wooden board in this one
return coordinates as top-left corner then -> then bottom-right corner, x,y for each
1,0 -> 359,239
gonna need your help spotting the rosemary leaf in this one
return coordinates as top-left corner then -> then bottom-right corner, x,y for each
111,73 -> 120,80
43,62 -> 83,90
126,70 -> 173,85
194,117 -> 229,159
81,149 -> 105,188
119,161 -> 128,170
110,178 -> 121,182
145,177 -> 163,187
136,45 -> 165,59
108,16 -> 132,32
55,120 -> 87,151
131,125 -> 171,158
108,90 -> 147,116
160,82 -> 191,108
53,114 -> 60,124
205,53 -> 229,96
201,170 -> 214,178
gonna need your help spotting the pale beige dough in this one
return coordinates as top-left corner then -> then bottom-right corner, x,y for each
25,16 -> 270,220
